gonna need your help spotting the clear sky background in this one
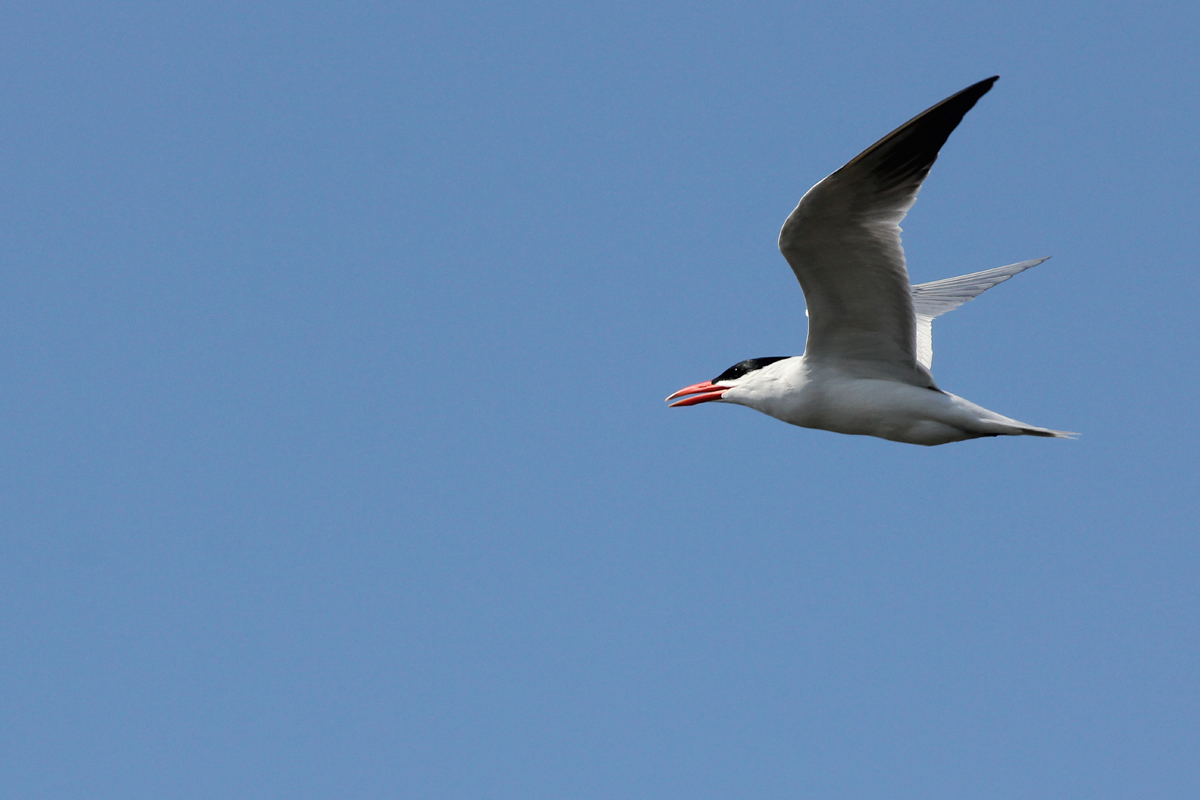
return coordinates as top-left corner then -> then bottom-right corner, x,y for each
2,2 -> 1197,798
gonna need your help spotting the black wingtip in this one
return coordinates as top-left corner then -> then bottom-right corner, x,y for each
841,76 -> 1002,193
950,76 -> 999,110
968,75 -> 999,96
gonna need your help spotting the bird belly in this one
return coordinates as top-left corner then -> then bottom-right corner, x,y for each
761,378 -> 983,446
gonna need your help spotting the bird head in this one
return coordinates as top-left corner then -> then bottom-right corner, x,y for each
666,357 -> 790,407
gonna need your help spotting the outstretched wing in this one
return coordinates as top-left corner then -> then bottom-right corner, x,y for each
778,77 -> 998,385
911,258 -> 1049,369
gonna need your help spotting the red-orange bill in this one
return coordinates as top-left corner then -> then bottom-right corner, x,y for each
666,381 -> 727,407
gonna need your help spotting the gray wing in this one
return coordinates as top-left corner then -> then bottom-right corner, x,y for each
778,77 -> 998,386
911,257 -> 1049,369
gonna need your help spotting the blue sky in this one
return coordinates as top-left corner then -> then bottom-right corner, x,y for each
2,2 -> 1198,798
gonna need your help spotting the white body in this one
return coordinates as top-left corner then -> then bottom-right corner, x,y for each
723,355 -> 1066,446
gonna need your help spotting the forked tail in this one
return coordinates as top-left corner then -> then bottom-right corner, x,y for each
1014,426 -> 1078,439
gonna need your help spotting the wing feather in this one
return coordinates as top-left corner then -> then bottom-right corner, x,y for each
778,77 -> 998,385
911,257 -> 1049,369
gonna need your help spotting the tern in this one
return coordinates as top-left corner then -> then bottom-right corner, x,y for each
667,77 -> 1074,446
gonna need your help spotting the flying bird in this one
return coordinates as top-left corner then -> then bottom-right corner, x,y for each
666,76 -> 1075,446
